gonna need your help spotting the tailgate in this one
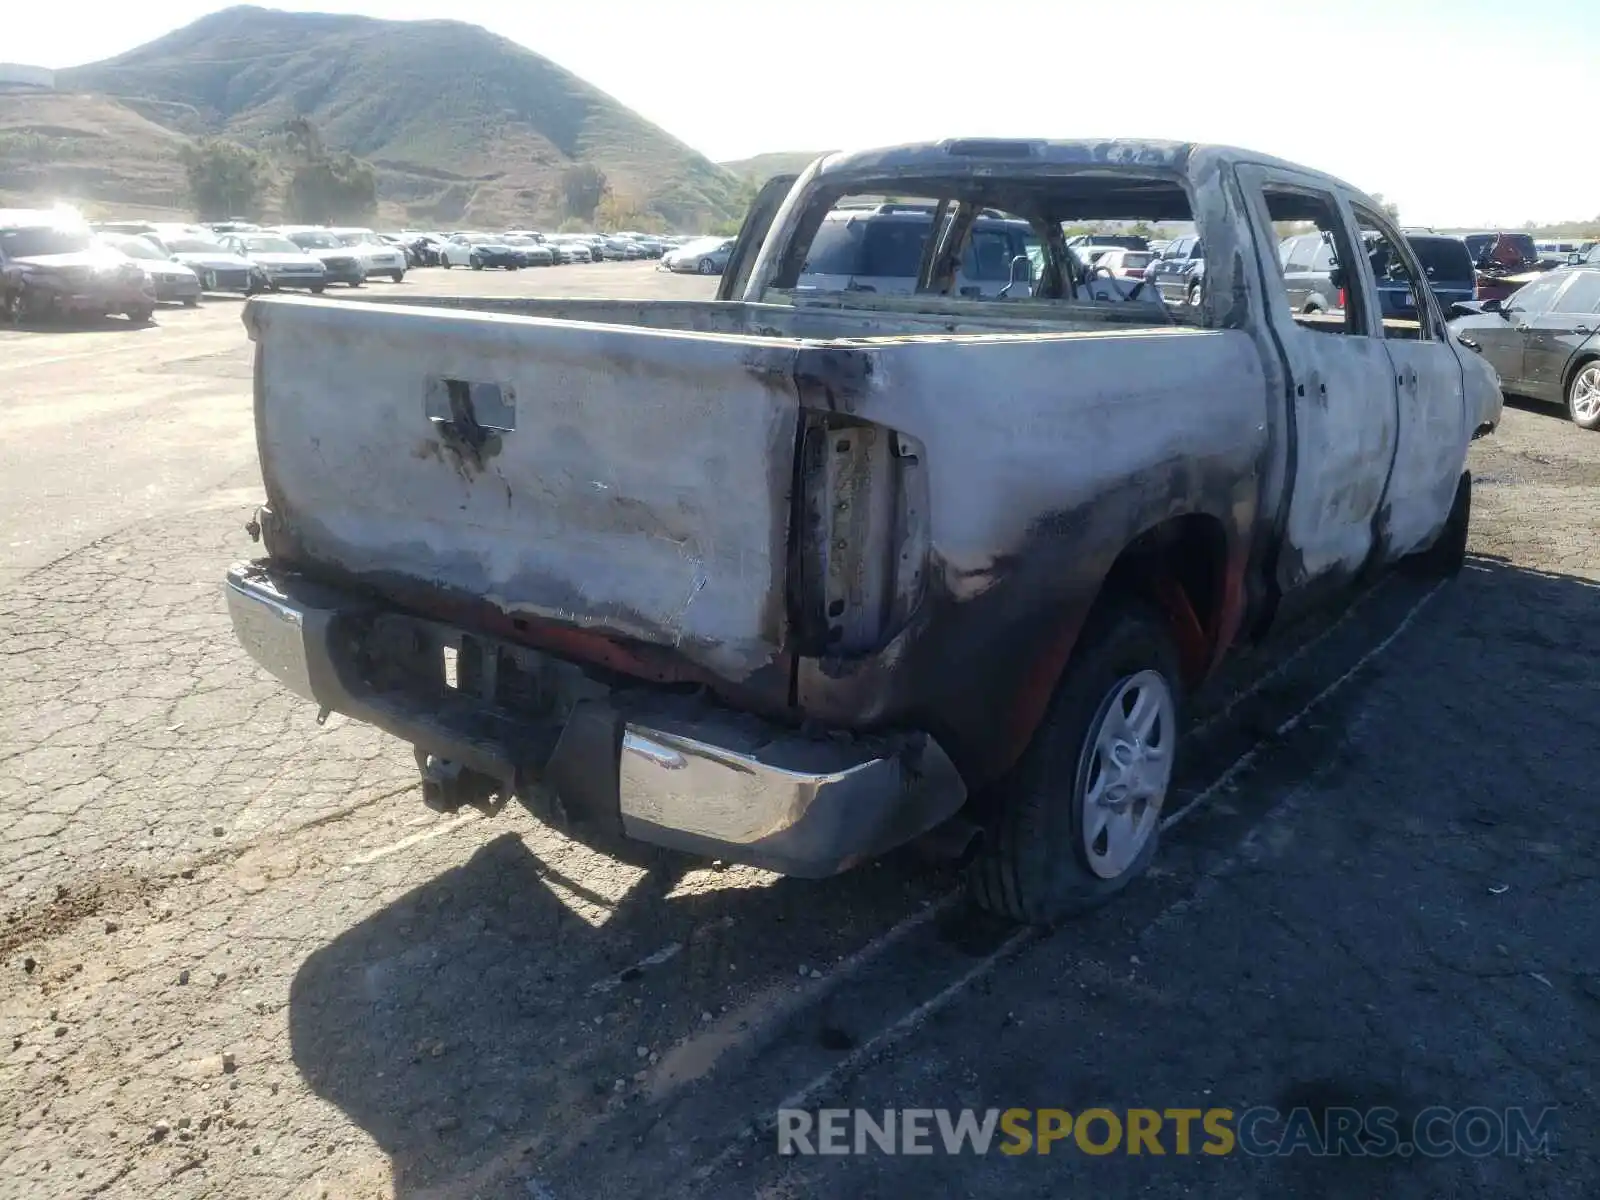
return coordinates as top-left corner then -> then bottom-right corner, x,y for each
244,297 -> 802,682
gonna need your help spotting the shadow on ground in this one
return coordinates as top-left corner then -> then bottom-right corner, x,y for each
288,827 -> 943,1196
288,552 -> 1600,1199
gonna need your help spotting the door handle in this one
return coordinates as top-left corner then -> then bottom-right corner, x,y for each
1577,326 -> 1593,335
1513,323 -> 1531,331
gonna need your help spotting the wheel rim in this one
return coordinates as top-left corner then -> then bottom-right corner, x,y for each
1077,669 -> 1175,880
700,259 -> 714,274
1572,365 -> 1600,421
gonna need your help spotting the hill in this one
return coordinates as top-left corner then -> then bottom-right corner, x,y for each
48,5 -> 745,229
0,91 -> 191,218
720,151 -> 828,181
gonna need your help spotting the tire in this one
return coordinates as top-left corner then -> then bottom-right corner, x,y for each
697,257 -> 717,275
349,278 -> 363,288
1406,471 -> 1471,579
390,270 -> 405,283
1186,280 -> 1202,308
1566,359 -> 1600,430
126,306 -> 154,324
440,258 -> 451,270
968,599 -> 1182,925
507,263 -> 520,271
471,256 -> 484,271
310,284 -> 326,295
182,297 -> 199,308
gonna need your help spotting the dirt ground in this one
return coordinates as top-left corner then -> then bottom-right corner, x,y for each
1,264 -> 1595,1199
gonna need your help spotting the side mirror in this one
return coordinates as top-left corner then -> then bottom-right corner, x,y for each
1481,297 -> 1503,314
1570,252 -> 1583,266
1009,255 -> 1034,287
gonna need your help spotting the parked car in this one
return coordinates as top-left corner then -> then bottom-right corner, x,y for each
1148,234 -> 1205,307
1066,232 -> 1149,252
220,233 -> 329,293
500,235 -> 556,266
663,236 -> 736,275
1092,248 -> 1155,280
1277,231 -> 1340,313
146,232 -> 262,295
92,221 -> 159,237
328,227 -> 407,282
1375,234 -> 1475,321
794,205 -> 1036,297
1460,231 -> 1547,303
97,232 -> 203,306
275,229 -> 366,287
394,232 -> 447,268
439,235 -> 520,270
205,220 -> 261,235
1536,240 -> 1582,264
225,138 -> 1497,926
1,211 -> 157,323
546,237 -> 593,263
1450,266 -> 1600,429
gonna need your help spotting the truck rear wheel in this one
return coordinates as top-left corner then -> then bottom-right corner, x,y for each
968,599 -> 1182,925
1404,471 -> 1470,579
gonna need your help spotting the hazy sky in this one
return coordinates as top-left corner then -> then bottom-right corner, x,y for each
9,0 -> 1598,226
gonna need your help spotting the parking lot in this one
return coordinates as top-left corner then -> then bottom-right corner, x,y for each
2,260 -> 1597,1199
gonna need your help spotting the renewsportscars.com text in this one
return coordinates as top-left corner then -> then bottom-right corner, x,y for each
777,1106 -> 1558,1158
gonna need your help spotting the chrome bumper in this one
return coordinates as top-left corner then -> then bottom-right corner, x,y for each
224,562 -> 965,876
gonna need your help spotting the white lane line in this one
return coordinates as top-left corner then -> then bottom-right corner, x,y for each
589,941 -> 685,995
1188,574 -> 1391,740
1161,578 -> 1444,832
679,577 -> 1447,1191
346,811 -> 484,866
684,924 -> 1036,1189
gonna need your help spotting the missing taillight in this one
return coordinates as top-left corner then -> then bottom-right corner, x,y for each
442,645 -> 458,689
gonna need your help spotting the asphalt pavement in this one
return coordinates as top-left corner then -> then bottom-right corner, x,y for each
1,263 -> 1595,1200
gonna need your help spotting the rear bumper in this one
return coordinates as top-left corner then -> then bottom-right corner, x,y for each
224,561 -> 966,876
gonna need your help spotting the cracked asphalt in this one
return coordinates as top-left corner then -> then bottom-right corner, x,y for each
2,264 -> 1596,1200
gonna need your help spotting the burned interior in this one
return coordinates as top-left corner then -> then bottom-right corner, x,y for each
757,160 -> 1199,322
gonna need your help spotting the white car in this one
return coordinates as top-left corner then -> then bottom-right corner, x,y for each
220,233 -> 329,293
151,231 -> 263,294
328,227 -> 407,281
1091,249 -> 1156,281
664,236 -> 736,275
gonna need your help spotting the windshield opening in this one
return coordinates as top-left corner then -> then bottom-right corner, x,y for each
240,236 -> 302,254
288,231 -> 341,249
166,237 -> 226,254
101,235 -> 164,261
2,226 -> 94,257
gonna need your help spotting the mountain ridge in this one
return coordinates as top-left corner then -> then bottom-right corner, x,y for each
6,5 -> 745,229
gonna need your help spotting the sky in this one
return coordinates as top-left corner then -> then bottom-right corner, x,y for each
7,0 -> 1599,227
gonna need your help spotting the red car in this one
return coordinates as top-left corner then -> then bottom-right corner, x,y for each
1463,231 -> 1551,303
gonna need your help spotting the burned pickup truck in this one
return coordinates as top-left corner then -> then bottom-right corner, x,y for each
225,139 -> 1501,924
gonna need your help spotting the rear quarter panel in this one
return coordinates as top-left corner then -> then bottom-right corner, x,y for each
794,326 -> 1270,779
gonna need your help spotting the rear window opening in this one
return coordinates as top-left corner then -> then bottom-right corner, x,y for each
770,172 -> 1198,324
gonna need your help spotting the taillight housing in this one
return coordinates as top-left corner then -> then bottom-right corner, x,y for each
1337,287 -> 1346,309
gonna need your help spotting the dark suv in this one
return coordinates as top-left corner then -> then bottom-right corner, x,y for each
1148,235 -> 1205,307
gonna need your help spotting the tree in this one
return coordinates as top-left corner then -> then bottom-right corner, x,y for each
285,152 -> 378,225
275,118 -> 378,225
1370,192 -> 1400,223
560,163 -> 608,222
180,138 -> 271,220
595,190 -> 657,232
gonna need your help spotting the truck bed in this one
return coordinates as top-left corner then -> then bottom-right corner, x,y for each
243,293 -> 1238,697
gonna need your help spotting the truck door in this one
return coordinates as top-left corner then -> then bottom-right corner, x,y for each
1348,203 -> 1471,562
1234,165 -> 1401,592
